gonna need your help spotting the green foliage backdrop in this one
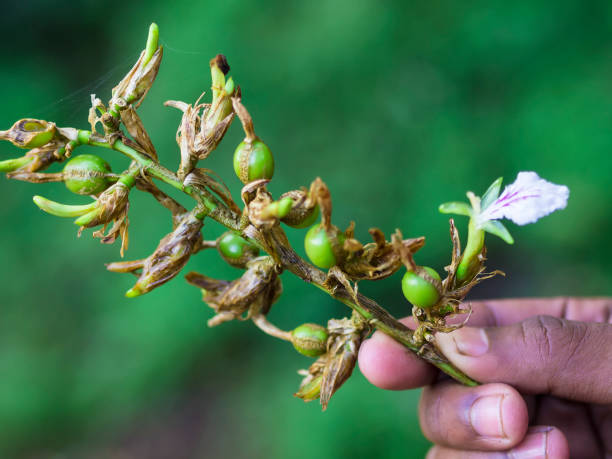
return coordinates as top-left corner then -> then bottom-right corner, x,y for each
0,1 -> 610,457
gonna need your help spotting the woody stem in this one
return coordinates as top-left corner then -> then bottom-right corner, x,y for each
82,129 -> 478,387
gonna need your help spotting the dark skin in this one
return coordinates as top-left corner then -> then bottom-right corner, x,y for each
358,298 -> 612,458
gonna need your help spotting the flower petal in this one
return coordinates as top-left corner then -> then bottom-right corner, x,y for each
477,171 -> 569,226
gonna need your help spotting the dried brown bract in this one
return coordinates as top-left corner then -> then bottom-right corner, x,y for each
111,45 -> 163,108
185,256 -> 282,327
108,211 -> 204,297
295,312 -> 371,410
165,55 -> 236,180
342,227 -> 426,280
77,180 -> 132,256
409,219 -> 504,346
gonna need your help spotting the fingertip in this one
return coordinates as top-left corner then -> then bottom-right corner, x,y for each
419,382 -> 528,451
546,427 -> 570,459
510,426 -> 570,459
489,383 -> 529,444
358,330 -> 436,390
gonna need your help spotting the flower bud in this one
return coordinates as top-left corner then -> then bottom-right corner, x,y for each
111,23 -> 163,108
119,212 -> 204,297
217,231 -> 260,269
205,54 -> 235,130
165,54 -> 237,180
62,154 -> 112,195
291,323 -> 329,357
279,189 -> 319,228
0,119 -> 56,149
33,196 -> 97,218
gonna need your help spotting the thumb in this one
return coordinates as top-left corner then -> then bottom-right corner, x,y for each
436,315 -> 612,403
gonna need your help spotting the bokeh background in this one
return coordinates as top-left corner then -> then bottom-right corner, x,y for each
1,1 -> 611,458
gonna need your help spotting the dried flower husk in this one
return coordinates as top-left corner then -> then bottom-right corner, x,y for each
246,187 -> 281,229
3,145 -> 63,177
409,219 -> 504,344
202,55 -> 235,140
111,46 -> 163,108
165,55 -> 236,180
184,168 -> 241,214
76,180 -> 132,256
108,212 -> 204,297
279,188 -> 319,228
185,256 -> 282,326
0,119 -> 57,149
119,105 -> 158,160
341,227 -> 425,280
295,313 -> 370,410
2,128 -> 81,182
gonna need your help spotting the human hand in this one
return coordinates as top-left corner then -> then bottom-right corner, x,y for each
358,298 -> 612,458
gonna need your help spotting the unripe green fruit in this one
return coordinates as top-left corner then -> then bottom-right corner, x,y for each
217,231 -> 260,268
304,225 -> 345,269
233,139 -> 274,184
401,266 -> 441,308
291,323 -> 329,357
63,154 -> 112,195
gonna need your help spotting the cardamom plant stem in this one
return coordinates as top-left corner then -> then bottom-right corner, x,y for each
81,129 -> 478,387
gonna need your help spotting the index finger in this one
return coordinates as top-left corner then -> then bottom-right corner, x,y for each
358,316 -> 437,390
358,297 -> 611,391
464,297 -> 611,328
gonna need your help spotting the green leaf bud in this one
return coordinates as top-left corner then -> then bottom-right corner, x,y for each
401,266 -> 441,308
291,323 -> 329,357
63,154 -> 113,195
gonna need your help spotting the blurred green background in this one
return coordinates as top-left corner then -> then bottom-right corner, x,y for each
1,1 -> 611,458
